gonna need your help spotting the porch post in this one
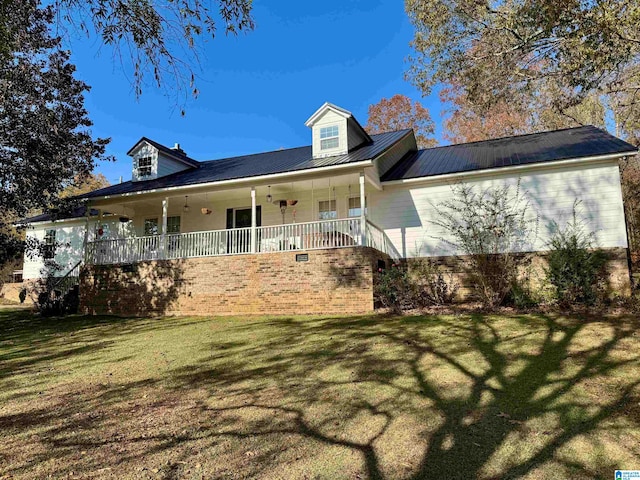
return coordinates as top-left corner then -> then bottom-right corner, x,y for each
359,172 -> 366,247
82,201 -> 91,263
161,197 -> 168,257
250,187 -> 257,253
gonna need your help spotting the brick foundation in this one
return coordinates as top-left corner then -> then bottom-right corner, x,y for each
407,247 -> 631,300
0,281 -> 38,304
79,247 -> 391,317
0,282 -> 25,304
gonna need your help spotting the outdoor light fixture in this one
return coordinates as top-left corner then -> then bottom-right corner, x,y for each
266,186 -> 273,203
183,195 -> 190,213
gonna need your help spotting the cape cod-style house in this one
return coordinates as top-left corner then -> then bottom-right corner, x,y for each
12,102 -> 638,315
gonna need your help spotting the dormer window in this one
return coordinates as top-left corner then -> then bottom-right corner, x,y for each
306,103 -> 372,159
138,156 -> 153,177
320,126 -> 339,150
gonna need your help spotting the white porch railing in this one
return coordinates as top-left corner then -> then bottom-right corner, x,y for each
87,218 -> 396,265
365,220 -> 399,259
257,218 -> 361,252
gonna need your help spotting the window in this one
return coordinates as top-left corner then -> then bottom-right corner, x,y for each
318,199 -> 337,220
144,218 -> 159,236
348,196 -> 367,217
320,125 -> 339,150
145,217 -> 180,235
43,229 -> 56,259
137,156 -> 153,177
167,216 -> 181,234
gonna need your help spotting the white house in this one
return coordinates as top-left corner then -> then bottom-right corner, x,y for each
16,102 -> 638,315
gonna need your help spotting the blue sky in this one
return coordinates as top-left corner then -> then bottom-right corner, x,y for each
68,1 -> 443,184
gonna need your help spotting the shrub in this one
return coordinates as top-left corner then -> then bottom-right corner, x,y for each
374,261 -> 459,312
374,263 -> 415,313
431,180 -> 538,308
35,285 -> 80,316
410,259 -> 459,306
546,207 -> 609,306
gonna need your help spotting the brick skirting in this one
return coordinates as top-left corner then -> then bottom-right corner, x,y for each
407,247 -> 632,300
0,282 -> 25,304
80,247 -> 391,317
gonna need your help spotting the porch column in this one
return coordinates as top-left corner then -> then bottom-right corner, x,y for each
82,201 -> 91,263
161,197 -> 168,257
360,173 -> 366,246
250,187 -> 257,253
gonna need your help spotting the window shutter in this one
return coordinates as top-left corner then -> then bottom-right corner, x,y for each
256,206 -> 262,227
226,208 -> 233,229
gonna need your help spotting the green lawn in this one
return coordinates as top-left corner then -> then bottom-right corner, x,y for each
0,306 -> 638,479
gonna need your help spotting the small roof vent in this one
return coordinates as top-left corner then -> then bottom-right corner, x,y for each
171,143 -> 185,155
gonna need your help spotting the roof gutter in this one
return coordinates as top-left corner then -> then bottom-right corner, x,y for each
381,151 -> 635,187
86,159 -> 375,202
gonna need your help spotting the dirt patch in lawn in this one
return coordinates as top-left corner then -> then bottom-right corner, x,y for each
0,308 -> 639,479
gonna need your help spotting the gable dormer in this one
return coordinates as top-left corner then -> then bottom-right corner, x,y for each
127,137 -> 199,182
305,102 -> 372,159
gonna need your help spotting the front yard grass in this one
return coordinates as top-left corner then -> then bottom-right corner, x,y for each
0,307 -> 638,479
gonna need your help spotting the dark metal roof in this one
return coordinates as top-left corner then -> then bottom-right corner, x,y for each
381,125 -> 638,182
127,137 -> 201,168
19,206 -> 103,225
82,129 -> 412,199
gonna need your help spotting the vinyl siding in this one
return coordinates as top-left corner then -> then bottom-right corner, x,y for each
370,162 -> 627,258
23,218 -> 132,279
311,110 -> 348,158
133,185 -> 362,236
157,153 -> 191,177
131,143 -> 158,182
24,222 -> 91,279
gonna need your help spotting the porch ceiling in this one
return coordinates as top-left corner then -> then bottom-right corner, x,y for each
91,172 -> 368,214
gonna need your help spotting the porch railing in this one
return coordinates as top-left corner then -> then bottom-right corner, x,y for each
86,218 -> 397,265
365,220 -> 399,259
257,218 -> 361,252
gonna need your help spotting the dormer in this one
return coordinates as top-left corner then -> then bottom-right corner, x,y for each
305,102 -> 372,159
127,137 -> 199,182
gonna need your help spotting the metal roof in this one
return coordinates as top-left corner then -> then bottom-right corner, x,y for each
127,137 -> 201,168
19,206 -> 103,225
381,125 -> 638,182
82,129 -> 412,199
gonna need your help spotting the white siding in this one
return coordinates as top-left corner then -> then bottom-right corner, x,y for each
370,162 -> 628,258
127,185 -> 362,236
23,218 -> 128,279
131,143 -> 158,182
131,143 -> 192,182
24,223 -> 90,279
311,110 -> 348,158
157,153 -> 191,177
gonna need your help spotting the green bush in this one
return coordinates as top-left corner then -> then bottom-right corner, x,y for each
546,208 -> 609,306
431,180 -> 538,308
374,263 -> 416,313
374,261 -> 459,312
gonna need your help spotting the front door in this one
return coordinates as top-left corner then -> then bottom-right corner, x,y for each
226,206 -> 261,253
234,208 -> 252,228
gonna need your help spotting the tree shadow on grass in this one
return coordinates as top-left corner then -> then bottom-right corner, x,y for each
0,310 -> 639,479
168,313 -> 640,478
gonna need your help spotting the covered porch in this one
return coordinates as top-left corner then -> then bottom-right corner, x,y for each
85,171 -> 396,265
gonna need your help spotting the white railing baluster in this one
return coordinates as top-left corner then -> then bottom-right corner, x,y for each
87,219 -> 393,265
